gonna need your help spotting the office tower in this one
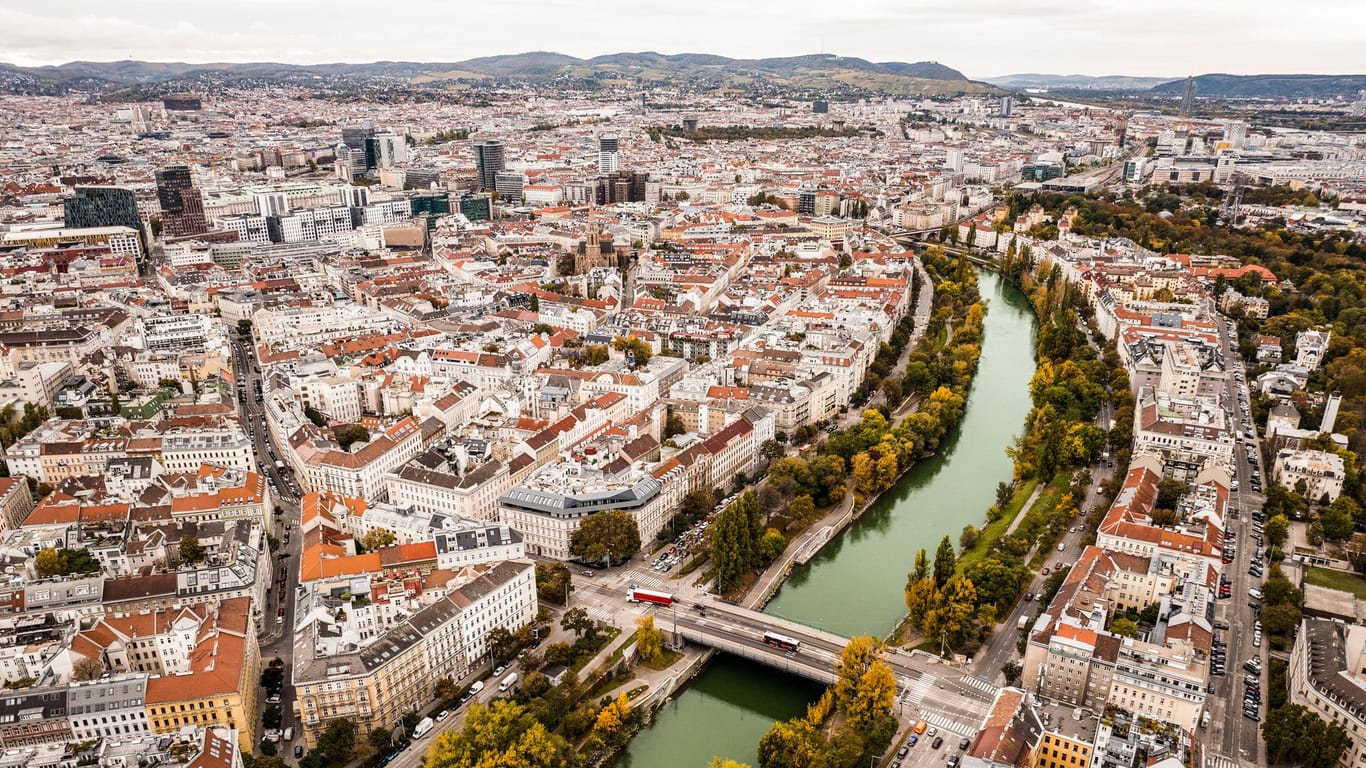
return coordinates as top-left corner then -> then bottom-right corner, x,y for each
494,171 -> 525,202
373,132 -> 407,168
999,96 -> 1013,117
472,140 -> 505,192
812,100 -> 829,114
341,124 -> 375,175
598,134 -> 621,175
1223,121 -> 1247,149
154,165 -> 207,238
65,186 -> 144,249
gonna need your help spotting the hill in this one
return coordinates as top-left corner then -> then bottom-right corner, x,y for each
1147,73 -> 1366,98
986,73 -> 1169,90
0,52 -> 996,97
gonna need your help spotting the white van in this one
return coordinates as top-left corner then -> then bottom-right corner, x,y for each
283,727 -> 293,742
1249,587 -> 1263,600
1057,543 -> 1066,552
469,680 -> 484,694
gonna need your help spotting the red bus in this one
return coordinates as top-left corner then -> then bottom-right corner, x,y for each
627,587 -> 674,606
763,631 -> 801,652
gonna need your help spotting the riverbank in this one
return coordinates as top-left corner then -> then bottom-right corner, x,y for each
619,269 -> 1040,768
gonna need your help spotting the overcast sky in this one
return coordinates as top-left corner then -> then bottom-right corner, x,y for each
1,0 -> 1361,78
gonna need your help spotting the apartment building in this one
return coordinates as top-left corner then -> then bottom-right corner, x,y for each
291,559 -> 534,746
1273,448 -> 1346,501
1289,619 -> 1366,768
295,417 -> 425,501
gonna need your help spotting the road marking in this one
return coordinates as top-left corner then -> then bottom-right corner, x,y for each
922,711 -> 971,738
960,675 -> 998,695
902,674 -> 936,704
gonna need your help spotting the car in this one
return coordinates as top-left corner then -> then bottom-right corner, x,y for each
908,735 -> 918,746
928,727 -> 938,737
295,747 -> 305,759
898,746 -> 909,758
932,737 -> 944,749
266,693 -> 281,704
948,757 -> 960,768
494,665 -> 506,677
437,710 -> 451,721
892,762 -> 901,768
1244,709 -> 1260,721
1042,566 -> 1051,576
1023,593 -> 1034,602
581,570 -> 594,577
960,738 -> 971,750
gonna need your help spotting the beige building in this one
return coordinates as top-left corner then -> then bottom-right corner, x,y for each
1289,619 -> 1366,768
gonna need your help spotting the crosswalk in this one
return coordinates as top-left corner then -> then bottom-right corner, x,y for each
960,675 -> 999,696
901,673 -> 937,705
1204,754 -> 1240,768
922,711 -> 972,738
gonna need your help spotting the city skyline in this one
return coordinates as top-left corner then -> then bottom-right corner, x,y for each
2,0 -> 1362,78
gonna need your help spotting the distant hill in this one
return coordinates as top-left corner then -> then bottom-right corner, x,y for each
986,73 -> 1170,91
0,52 -> 997,97
1147,73 -> 1366,98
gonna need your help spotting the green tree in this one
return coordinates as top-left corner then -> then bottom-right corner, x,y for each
664,414 -> 687,439
303,405 -> 327,427
1261,603 -> 1302,636
535,561 -> 572,605
710,493 -> 762,592
313,719 -> 356,768
995,481 -> 1013,508
487,626 -> 519,664
263,706 -> 282,728
368,727 -> 392,753
611,335 -> 653,367
1321,497 -> 1358,541
933,535 -> 956,587
336,424 -> 371,450
568,510 -> 641,565
1265,513 -> 1290,548
960,524 -> 980,550
757,528 -> 787,566
584,345 -> 610,366
788,494 -> 816,524
1263,704 -> 1350,768
559,607 -> 596,640
424,700 -> 572,768
964,557 -> 1025,607
1110,618 -> 1139,638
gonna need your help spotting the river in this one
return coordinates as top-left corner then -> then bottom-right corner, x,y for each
618,271 -> 1040,768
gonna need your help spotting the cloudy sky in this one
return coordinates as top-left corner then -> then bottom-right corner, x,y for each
1,0 -> 1360,78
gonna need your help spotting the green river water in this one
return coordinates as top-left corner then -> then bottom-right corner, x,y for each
618,271 -> 1039,768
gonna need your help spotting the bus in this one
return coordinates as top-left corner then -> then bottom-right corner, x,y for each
762,631 -> 801,652
627,587 -> 674,606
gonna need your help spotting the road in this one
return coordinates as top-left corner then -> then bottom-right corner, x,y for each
231,333 -> 307,757
1209,316 -> 1267,767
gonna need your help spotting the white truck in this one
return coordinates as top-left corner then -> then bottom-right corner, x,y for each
1018,614 -> 1030,631
469,680 -> 484,694
498,672 -> 519,693
412,716 -> 434,739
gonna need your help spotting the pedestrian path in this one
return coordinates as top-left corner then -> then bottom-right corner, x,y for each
960,675 -> 998,696
1204,754 -> 1239,768
901,673 -> 937,704
921,711 -> 972,738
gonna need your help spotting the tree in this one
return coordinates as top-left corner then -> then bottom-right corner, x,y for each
560,607 -> 595,640
368,727 -> 392,753
911,549 -> 929,583
995,481 -> 1013,508
1263,704 -> 1350,768
313,719 -> 356,768
568,510 -> 641,565
583,345 -> 610,366
425,700 -> 572,768
933,535 -> 956,587
359,528 -> 395,552
788,494 -> 816,525
336,424 -> 370,450
710,493 -> 761,592
1110,618 -> 1139,638
1265,513 -> 1290,548
923,577 -> 979,651
904,577 -> 940,630
960,524 -> 980,550
487,627 -> 518,664
833,636 -> 896,731
535,561 -> 572,605
34,548 -> 66,578
611,335 -> 653,367
664,414 -> 687,439
760,439 -> 785,461
964,557 -> 1025,607
263,706 -> 282,729
72,656 -> 105,681
1261,603 -> 1302,636
635,614 -> 665,663
757,528 -> 787,566
435,677 -> 460,703
303,405 -> 327,427
590,693 -> 635,748
1321,497 -> 1358,541
707,760 -> 752,768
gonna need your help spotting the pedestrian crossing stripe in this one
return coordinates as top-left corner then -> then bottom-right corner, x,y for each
961,675 -> 998,694
923,712 -> 970,738
1204,755 -> 1239,768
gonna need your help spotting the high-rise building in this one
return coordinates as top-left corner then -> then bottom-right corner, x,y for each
598,134 -> 621,175
65,186 -> 144,250
373,132 -> 407,168
494,171 -> 525,202
472,140 -> 505,192
341,124 -> 375,176
812,100 -> 829,114
1223,120 -> 1247,149
1000,96 -> 1013,117
154,166 -> 208,238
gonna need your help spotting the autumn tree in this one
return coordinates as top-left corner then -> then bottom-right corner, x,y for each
1265,513 -> 1290,548
535,561 -> 572,605
1110,618 -> 1139,638
904,577 -> 940,630
424,700 -> 572,768
178,536 -> 206,565
360,528 -> 395,552
35,548 -> 67,577
635,614 -> 665,664
833,636 -> 897,738
72,656 -> 105,681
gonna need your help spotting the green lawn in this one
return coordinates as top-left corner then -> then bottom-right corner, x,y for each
957,480 -> 1039,574
1304,567 -> 1366,599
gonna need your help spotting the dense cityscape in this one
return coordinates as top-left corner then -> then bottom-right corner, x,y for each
0,35 -> 1364,768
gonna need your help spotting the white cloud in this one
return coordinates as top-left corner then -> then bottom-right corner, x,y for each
0,1 -> 1361,77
